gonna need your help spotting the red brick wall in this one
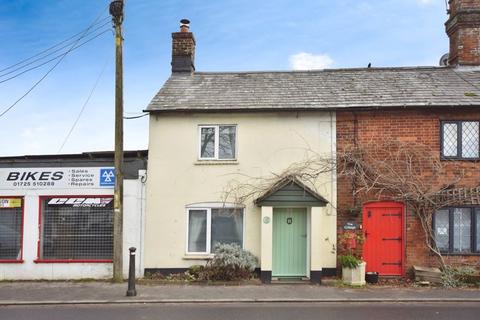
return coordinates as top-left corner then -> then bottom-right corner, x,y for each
172,32 -> 196,58
336,108 -> 480,271
171,32 -> 195,72
449,0 -> 480,16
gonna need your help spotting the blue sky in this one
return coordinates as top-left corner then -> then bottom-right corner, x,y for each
0,0 -> 448,156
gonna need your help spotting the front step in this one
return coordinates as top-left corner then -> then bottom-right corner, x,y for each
271,277 -> 311,284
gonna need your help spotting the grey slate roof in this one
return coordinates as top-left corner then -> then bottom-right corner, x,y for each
146,66 -> 480,112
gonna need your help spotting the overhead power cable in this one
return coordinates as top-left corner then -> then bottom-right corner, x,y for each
0,5 -> 110,119
0,29 -> 111,85
0,21 -> 111,80
124,111 -> 145,115
0,16 -> 110,74
123,113 -> 148,119
58,59 -> 109,153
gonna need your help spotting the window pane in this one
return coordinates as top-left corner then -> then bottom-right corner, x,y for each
442,123 -> 458,157
40,197 -> 113,260
461,122 -> 479,158
211,208 -> 243,250
188,210 -> 207,252
476,209 -> 480,253
453,208 -> 471,253
434,209 -> 449,252
218,126 -> 236,159
0,198 -> 22,260
200,127 -> 215,158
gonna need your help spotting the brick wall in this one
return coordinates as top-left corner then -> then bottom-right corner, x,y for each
171,32 -> 195,72
336,108 -> 480,271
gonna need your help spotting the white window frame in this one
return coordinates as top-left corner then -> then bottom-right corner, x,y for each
198,125 -> 237,160
185,204 -> 245,255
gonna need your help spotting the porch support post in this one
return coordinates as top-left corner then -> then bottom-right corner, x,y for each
310,206 -> 323,284
260,206 -> 273,283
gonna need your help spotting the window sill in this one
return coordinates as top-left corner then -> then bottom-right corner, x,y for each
182,254 -> 214,260
194,160 -> 239,166
440,157 -> 480,161
0,260 -> 24,264
438,253 -> 480,256
34,259 -> 113,263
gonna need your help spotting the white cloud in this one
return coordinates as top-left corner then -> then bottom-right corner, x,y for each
289,52 -> 334,70
416,0 -> 435,5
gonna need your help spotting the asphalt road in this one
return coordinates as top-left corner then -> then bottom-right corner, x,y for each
1,302 -> 479,320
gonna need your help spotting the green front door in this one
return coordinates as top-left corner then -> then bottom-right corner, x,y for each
272,208 -> 307,277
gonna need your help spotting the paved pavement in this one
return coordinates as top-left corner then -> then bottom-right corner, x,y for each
0,281 -> 479,305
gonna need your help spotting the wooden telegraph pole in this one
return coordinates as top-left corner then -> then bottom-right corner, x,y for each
110,0 -> 124,282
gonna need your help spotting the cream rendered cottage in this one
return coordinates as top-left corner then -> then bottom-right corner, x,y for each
144,20 -> 337,283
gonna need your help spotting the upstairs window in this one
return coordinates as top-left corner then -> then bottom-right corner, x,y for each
199,125 -> 236,160
441,121 -> 480,159
433,207 -> 480,254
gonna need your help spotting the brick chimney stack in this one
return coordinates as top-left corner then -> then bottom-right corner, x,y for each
171,19 -> 195,73
446,0 -> 480,66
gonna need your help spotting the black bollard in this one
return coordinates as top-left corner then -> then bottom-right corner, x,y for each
126,247 -> 137,297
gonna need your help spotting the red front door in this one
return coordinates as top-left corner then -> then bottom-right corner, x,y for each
363,202 -> 404,276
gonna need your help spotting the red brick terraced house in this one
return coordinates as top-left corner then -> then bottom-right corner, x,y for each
337,0 -> 480,276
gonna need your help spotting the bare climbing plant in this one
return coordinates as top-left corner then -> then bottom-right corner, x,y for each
222,140 -> 478,268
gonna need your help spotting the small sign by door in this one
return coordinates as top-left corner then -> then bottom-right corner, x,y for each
343,221 -> 358,230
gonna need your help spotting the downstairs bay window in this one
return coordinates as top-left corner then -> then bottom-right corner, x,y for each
187,206 -> 244,254
433,207 -> 480,254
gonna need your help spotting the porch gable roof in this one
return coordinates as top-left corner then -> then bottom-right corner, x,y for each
255,175 -> 328,207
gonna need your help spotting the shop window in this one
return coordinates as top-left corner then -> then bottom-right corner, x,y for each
187,206 -> 243,254
38,196 -> 113,261
441,121 -> 480,159
0,197 -> 23,261
199,125 -> 237,160
433,207 -> 480,254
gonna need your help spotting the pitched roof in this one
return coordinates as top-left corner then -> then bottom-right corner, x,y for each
146,66 -> 480,112
254,175 -> 328,207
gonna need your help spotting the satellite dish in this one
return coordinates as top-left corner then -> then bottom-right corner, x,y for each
439,53 -> 449,66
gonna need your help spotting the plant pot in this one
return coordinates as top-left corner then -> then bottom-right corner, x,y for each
342,261 -> 366,286
365,272 -> 379,284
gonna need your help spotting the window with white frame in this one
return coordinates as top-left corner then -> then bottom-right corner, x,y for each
441,121 -> 480,159
0,198 -> 23,261
199,125 -> 236,160
187,206 -> 244,254
433,207 -> 480,254
39,196 -> 113,261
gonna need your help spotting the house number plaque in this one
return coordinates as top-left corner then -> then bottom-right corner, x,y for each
263,216 -> 270,224
287,217 -> 293,224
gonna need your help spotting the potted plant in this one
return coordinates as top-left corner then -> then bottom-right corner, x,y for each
340,254 -> 366,286
339,231 -> 366,286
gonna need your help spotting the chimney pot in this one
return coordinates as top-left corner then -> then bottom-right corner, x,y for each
180,18 -> 190,32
